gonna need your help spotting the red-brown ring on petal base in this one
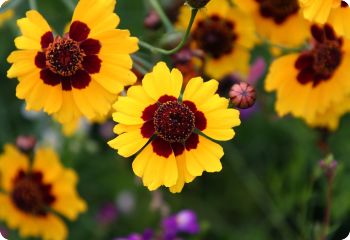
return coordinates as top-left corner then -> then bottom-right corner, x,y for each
192,14 -> 238,59
11,170 -> 55,216
35,52 -> 46,69
151,137 -> 173,158
80,39 -> 101,55
295,24 -> 343,87
69,21 -> 90,42
40,69 -> 61,87
171,142 -> 185,156
255,0 -> 299,24
185,133 -> 199,151
141,121 -> 155,138
183,100 -> 207,130
82,55 -> 102,74
41,31 -> 54,49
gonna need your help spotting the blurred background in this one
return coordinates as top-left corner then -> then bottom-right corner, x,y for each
1,0 -> 350,239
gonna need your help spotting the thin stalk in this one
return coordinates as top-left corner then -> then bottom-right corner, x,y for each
133,62 -> 149,76
149,0 -> 173,32
139,8 -> 198,55
321,175 -> 334,240
300,175 -> 317,240
132,54 -> 153,70
29,0 -> 37,10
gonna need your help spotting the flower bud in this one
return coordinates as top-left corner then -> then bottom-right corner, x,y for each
319,155 -> 337,179
229,82 -> 256,109
186,0 -> 210,9
144,10 -> 161,30
16,135 -> 36,153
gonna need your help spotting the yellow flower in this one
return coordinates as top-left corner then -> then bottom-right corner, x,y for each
265,24 -> 350,129
7,0 -> 138,126
0,10 -> 14,27
235,0 -> 310,48
108,62 -> 241,193
177,0 -> 256,79
0,145 -> 86,240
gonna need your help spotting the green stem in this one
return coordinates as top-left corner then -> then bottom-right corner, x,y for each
321,175 -> 334,240
0,0 -> 24,13
132,54 -> 153,70
133,61 -> 149,76
61,0 -> 75,11
300,175 -> 316,240
139,8 -> 198,55
149,0 -> 173,32
29,0 -> 37,10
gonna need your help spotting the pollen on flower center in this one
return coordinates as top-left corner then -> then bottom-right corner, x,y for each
256,0 -> 299,24
45,37 -> 85,77
154,101 -> 195,143
11,170 -> 55,216
192,15 -> 238,59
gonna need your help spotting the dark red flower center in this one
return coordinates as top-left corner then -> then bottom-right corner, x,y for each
154,101 -> 195,143
46,37 -> 85,77
35,21 -> 102,91
11,170 -> 55,216
192,15 -> 238,59
256,0 -> 299,24
295,25 -> 343,87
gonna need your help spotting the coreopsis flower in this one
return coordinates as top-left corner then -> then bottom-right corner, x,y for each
235,0 -> 310,48
299,0 -> 346,24
265,24 -> 350,129
177,0 -> 256,79
108,62 -> 240,193
7,0 -> 138,126
0,145 -> 86,239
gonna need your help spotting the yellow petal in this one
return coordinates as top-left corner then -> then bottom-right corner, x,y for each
108,129 -> 149,158
142,62 -> 182,101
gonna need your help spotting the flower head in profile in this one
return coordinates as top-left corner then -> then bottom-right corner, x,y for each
0,144 -> 86,240
265,24 -> 350,130
177,0 -> 256,79
235,0 -> 310,48
108,62 -> 240,193
7,0 -> 138,126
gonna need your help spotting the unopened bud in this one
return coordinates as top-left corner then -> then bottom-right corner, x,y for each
144,10 -> 161,30
319,155 -> 337,179
16,135 -> 36,153
186,0 -> 210,9
229,82 -> 256,109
